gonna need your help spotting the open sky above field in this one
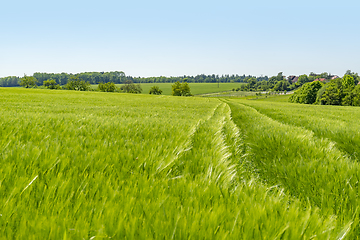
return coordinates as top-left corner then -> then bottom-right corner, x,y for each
1,0 -> 359,78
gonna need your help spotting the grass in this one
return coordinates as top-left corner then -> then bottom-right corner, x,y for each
0,87 -> 346,239
253,94 -> 291,102
198,90 -> 257,98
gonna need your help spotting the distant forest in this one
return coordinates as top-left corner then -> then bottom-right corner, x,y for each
0,71 -> 268,87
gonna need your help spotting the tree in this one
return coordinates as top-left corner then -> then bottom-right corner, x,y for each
341,75 -> 355,105
98,82 -> 116,92
319,72 -> 330,79
65,76 -> 90,91
297,74 -> 309,86
247,78 -> 257,90
19,75 -> 38,88
267,76 -> 278,89
320,79 -> 343,105
342,74 -> 355,90
289,81 -> 323,104
0,76 -> 20,87
120,80 -> 142,93
273,80 -> 289,92
118,71 -> 126,83
316,84 -> 328,104
344,70 -> 359,85
43,79 -> 61,89
149,86 -> 163,95
276,72 -> 284,81
240,84 -> 249,91
352,85 -> 360,106
341,75 -> 355,89
172,81 -> 192,96
172,82 -> 182,96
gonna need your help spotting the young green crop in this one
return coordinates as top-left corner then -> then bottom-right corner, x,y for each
240,100 -> 360,161
226,98 -> 360,238
0,88 -> 345,239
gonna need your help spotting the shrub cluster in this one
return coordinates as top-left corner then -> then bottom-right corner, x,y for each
19,75 -> 38,88
171,81 -> 192,96
64,76 -> 91,91
17,76 -> 186,96
119,80 -> 142,94
290,75 -> 360,106
98,80 -> 144,94
149,86 -> 162,95
43,79 -> 61,89
289,81 -> 323,104
98,82 -> 116,92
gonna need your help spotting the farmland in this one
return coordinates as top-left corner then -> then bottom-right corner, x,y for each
1,87 -> 360,239
91,82 -> 244,95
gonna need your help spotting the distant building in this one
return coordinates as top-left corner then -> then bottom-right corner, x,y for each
331,75 -> 340,80
313,78 -> 327,83
287,75 -> 299,83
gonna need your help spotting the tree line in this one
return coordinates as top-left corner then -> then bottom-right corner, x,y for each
18,75 -> 144,94
17,74 -> 193,97
237,71 -> 360,93
0,71 -> 267,87
3,70 -> 359,105
4,70 -> 348,90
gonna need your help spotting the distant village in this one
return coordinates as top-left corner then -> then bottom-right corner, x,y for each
287,74 -> 340,84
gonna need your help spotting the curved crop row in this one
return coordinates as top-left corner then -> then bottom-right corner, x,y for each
165,101 -> 342,239
240,100 -> 360,162
227,99 -> 360,238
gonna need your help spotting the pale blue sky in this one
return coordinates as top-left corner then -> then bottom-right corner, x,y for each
1,0 -> 359,78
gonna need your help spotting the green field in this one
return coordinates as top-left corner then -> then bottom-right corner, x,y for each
1,88 -> 360,239
91,82 -> 244,95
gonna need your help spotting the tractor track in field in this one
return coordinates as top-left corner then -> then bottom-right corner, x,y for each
239,101 -> 360,163
157,101 -> 245,189
224,99 -> 360,238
